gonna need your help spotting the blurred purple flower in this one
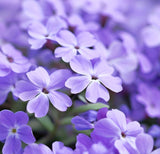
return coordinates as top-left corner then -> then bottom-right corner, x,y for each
0,44 -> 31,77
28,16 -> 66,49
136,83 -> 160,118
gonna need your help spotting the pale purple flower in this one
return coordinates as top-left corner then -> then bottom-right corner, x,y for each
52,141 -> 73,154
15,67 -> 72,117
55,30 -> 97,62
24,141 -> 73,154
142,6 -> 160,47
0,110 -> 35,154
28,16 -> 67,49
136,83 -> 160,118
95,33 -> 138,84
142,25 -> 160,47
24,143 -> 52,154
74,134 -> 114,154
91,109 -> 143,153
0,44 -> 31,77
65,55 -> 122,103
135,134 -> 160,154
125,134 -> 160,154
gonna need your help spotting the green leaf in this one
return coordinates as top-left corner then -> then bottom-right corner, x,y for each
71,103 -> 109,114
37,116 -> 55,132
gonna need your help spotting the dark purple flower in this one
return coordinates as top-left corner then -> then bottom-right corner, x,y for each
0,110 -> 35,154
72,110 -> 97,130
15,67 -> 72,117
65,55 -> 122,103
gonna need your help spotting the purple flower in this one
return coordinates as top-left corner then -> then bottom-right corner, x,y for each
136,83 -> 160,118
0,72 -> 18,104
52,141 -> 73,154
55,30 -> 97,62
95,33 -> 138,84
72,110 -> 97,131
126,134 -> 160,154
91,109 -> 143,153
24,143 -> 52,154
0,44 -> 31,77
15,67 -> 72,117
28,16 -> 67,49
24,141 -> 73,154
0,110 -> 35,154
65,55 -> 122,103
142,25 -> 160,47
74,134 -> 114,154
135,134 -> 160,154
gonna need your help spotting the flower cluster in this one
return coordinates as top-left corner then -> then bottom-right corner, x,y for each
0,0 -> 160,153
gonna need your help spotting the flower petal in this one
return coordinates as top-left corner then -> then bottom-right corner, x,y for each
65,76 -> 90,94
55,47 -> 76,63
99,75 -> 122,93
15,80 -> 39,101
15,111 -> 29,125
0,110 -> 15,128
27,93 -> 49,118
136,134 -> 153,154
56,30 -> 77,47
107,109 -> 127,132
85,81 -> 110,103
69,55 -> 92,75
77,32 -> 96,48
49,69 -> 72,90
3,135 -> 21,154
27,67 -> 50,88
0,124 -> 8,140
18,125 -> 35,144
49,91 -> 72,111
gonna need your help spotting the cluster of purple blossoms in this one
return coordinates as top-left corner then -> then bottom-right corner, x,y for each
0,0 -> 160,153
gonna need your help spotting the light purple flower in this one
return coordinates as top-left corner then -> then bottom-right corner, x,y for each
28,16 -> 67,49
0,43 -> 31,77
52,141 -> 73,154
0,110 -> 35,154
91,109 -> 143,153
65,55 -> 122,103
136,83 -> 160,118
24,141 -> 73,154
24,143 -> 52,154
55,30 -> 97,62
125,134 -> 160,154
74,134 -> 113,154
15,67 -> 72,117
